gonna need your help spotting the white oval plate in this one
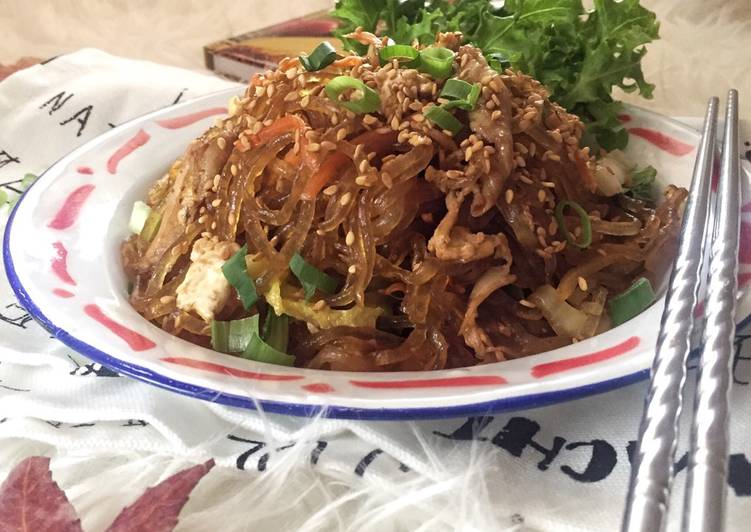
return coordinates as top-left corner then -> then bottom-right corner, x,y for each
4,87 -> 751,419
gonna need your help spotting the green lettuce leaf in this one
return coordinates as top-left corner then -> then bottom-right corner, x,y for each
330,0 -> 659,152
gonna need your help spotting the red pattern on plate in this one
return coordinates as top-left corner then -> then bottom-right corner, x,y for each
531,336 -> 640,378
350,375 -> 507,389
161,357 -> 304,381
50,242 -> 76,285
107,129 -> 150,174
627,127 -> 695,156
76,166 -> 93,174
52,288 -> 74,298
155,107 -> 227,129
302,383 -> 335,393
738,273 -> 751,288
617,114 -> 632,123
740,222 -> 751,264
47,184 -> 95,230
84,304 -> 156,351
742,201 -> 751,213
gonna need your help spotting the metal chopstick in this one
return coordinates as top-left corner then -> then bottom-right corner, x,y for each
682,89 -> 741,532
622,97 -> 718,532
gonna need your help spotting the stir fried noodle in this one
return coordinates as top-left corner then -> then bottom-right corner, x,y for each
122,33 -> 686,371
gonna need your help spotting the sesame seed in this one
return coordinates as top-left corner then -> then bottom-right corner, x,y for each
542,181 -> 556,188
358,159 -> 369,173
336,129 -> 347,141
312,299 -> 326,310
538,189 -> 546,203
390,116 -> 400,130
321,141 -> 337,151
330,114 -> 339,125
255,85 -> 265,97
363,114 -> 378,125
548,220 -> 558,235
211,221 -> 217,230
266,84 -> 275,97
307,143 -> 321,152
348,265 -> 357,274
230,164 -> 238,176
160,295 -> 175,304
211,198 -> 222,207
355,175 -> 368,186
346,231 -> 355,245
412,113 -> 425,123
284,91 -> 297,102
323,185 -> 338,196
300,95 -> 310,108
286,69 -> 296,80
520,175 -> 534,185
217,137 -> 226,150
465,147 -> 473,161
316,229 -> 325,236
548,153 -> 561,162
519,299 -> 536,308
505,189 -> 514,204
198,215 -> 207,224
213,174 -> 221,189
340,192 -> 352,206
578,277 -> 588,292
263,118 -> 273,126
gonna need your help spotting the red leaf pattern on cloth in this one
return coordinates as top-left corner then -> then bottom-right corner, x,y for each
105,459 -> 214,532
0,456 -> 83,532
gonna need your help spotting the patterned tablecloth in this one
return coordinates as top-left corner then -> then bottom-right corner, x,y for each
0,1 -> 750,530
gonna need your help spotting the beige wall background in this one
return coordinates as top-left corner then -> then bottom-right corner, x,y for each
0,0 -> 748,119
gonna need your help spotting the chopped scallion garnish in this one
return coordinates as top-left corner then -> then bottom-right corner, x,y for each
262,307 -> 289,353
325,76 -> 381,114
487,52 -> 511,72
608,277 -> 656,326
289,252 -> 338,300
243,332 -> 296,366
424,105 -> 463,135
379,44 -> 419,65
299,41 -> 338,72
439,79 -> 481,111
139,210 -> 162,243
221,244 -> 258,309
555,200 -> 592,249
417,47 -> 455,79
211,315 -> 259,353
128,201 -> 152,235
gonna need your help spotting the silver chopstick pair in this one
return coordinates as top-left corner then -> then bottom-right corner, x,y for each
622,90 -> 741,532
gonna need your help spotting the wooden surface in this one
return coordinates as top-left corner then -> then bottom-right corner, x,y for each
0,0 -> 748,119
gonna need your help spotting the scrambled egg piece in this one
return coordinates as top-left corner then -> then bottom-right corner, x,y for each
176,238 -> 239,321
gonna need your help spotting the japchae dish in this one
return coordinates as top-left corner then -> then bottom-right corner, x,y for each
122,32 -> 686,371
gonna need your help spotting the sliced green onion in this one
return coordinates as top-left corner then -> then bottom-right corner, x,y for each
487,52 -> 511,72
555,200 -> 592,249
417,47 -> 455,79
139,210 -> 162,243
243,331 -> 295,366
211,315 -> 259,353
128,201 -> 152,235
221,244 -> 258,309
0,189 -> 7,207
379,44 -> 419,65
607,277 -> 656,326
424,105 -> 463,135
440,79 -> 481,111
211,320 -> 230,353
262,307 -> 289,353
290,252 -> 337,301
299,41 -> 338,72
325,76 -> 381,114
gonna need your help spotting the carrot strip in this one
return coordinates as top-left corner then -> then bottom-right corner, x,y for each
250,115 -> 307,147
301,130 -> 398,199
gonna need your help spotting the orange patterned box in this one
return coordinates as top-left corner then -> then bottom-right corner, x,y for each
204,11 -> 341,82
